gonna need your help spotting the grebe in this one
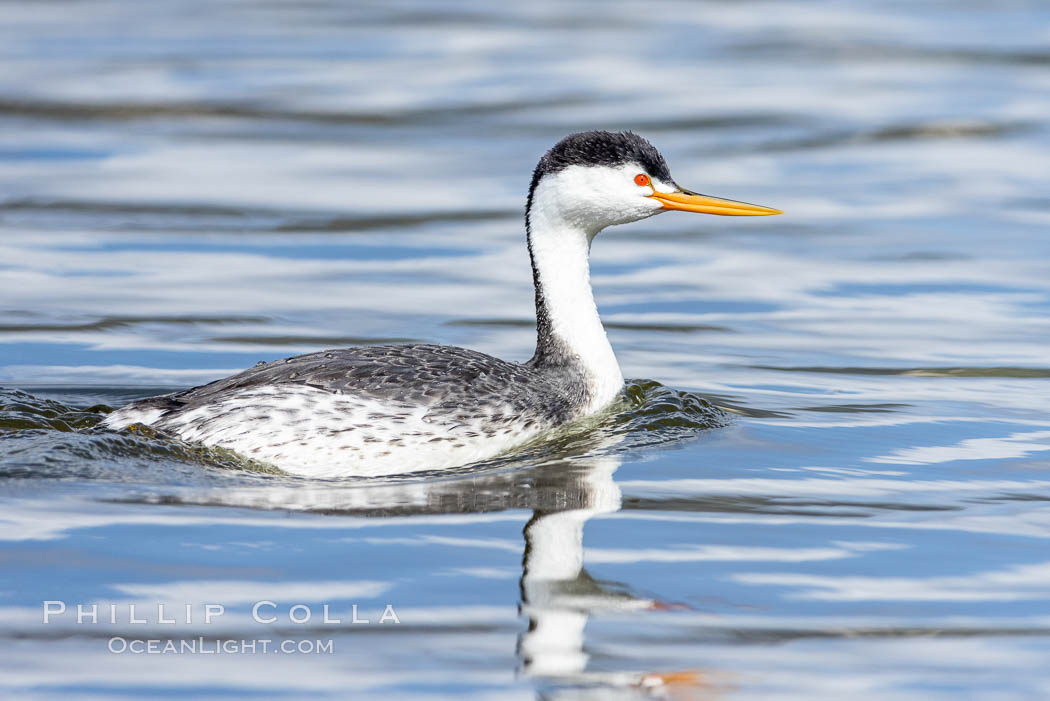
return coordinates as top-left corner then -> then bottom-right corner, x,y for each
103,131 -> 780,477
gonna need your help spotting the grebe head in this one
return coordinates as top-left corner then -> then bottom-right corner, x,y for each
526,131 -> 780,236
523,131 -> 780,389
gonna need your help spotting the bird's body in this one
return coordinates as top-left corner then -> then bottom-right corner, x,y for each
111,344 -> 595,477
103,131 -> 779,477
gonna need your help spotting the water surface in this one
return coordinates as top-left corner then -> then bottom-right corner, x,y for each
2,1 -> 1050,698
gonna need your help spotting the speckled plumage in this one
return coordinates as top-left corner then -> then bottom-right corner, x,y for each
104,344 -> 592,477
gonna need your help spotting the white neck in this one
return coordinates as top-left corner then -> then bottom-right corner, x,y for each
526,204 -> 624,413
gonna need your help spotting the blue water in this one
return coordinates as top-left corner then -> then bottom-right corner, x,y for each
2,1 -> 1050,698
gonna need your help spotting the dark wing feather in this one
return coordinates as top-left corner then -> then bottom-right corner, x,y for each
125,344 -> 581,421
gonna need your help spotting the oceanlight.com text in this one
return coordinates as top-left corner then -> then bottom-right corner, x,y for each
108,637 -> 334,655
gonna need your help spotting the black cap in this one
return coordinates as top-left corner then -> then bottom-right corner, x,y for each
526,131 -> 673,216
535,130 -> 672,183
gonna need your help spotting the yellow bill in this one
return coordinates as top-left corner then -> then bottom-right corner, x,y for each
650,187 -> 782,216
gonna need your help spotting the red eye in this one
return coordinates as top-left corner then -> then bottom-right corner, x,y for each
634,174 -> 650,187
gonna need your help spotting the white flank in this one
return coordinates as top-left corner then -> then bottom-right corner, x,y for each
106,385 -> 546,478
103,407 -> 166,427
